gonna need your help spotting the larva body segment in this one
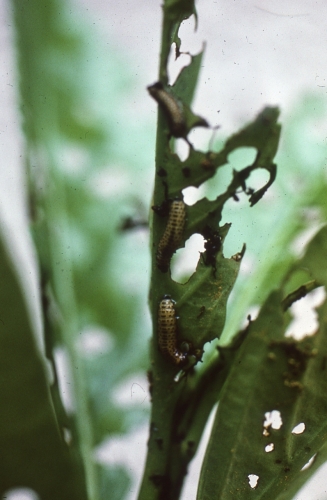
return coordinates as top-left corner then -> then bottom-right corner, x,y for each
147,82 -> 186,138
158,296 -> 187,365
156,200 -> 186,273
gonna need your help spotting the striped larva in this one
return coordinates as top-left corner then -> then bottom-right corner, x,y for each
147,82 -> 186,138
157,296 -> 187,365
156,199 -> 186,273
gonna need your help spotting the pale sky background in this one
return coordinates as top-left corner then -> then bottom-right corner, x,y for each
1,0 -> 327,499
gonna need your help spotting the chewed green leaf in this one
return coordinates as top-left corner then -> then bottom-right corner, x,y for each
173,47 -> 205,107
171,227 -> 242,354
197,290 -> 286,500
0,233 -> 86,498
197,284 -> 327,500
176,253 -> 241,351
285,297 -> 327,464
159,0 -> 197,80
158,106 -> 280,207
224,107 -> 281,162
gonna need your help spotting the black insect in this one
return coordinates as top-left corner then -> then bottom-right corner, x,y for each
157,295 -> 187,366
148,82 -> 186,138
202,226 -> 222,274
154,199 -> 186,273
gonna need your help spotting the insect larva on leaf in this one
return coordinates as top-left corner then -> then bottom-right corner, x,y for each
147,82 -> 186,138
157,296 -> 187,366
156,199 -> 186,273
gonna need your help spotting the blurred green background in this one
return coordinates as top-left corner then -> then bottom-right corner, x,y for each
1,0 -> 327,499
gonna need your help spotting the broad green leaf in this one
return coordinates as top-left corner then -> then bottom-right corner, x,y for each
197,289 -> 325,499
197,225 -> 327,500
0,233 -> 87,499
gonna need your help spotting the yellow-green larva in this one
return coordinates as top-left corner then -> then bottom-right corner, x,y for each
147,82 -> 186,138
156,200 -> 186,273
158,296 -> 187,365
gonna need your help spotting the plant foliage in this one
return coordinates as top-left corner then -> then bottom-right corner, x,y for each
4,0 -> 327,499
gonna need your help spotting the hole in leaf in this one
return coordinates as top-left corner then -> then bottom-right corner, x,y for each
167,43 -> 192,85
241,305 -> 260,329
2,488 -> 40,500
175,138 -> 190,161
188,127 -> 216,151
292,422 -> 305,434
180,147 -> 259,208
265,443 -> 275,453
248,474 -> 259,489
285,287 -> 326,340
263,410 -> 283,435
182,186 -> 206,206
301,453 -> 316,471
178,15 -> 202,54
171,234 -> 205,284
228,147 -> 257,170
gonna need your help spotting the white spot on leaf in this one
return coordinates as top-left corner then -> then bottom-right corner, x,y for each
265,443 -> 275,452
292,422 -> 306,434
263,410 -> 283,435
248,474 -> 259,489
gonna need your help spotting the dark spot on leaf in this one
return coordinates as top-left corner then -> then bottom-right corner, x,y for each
157,167 -> 167,177
182,167 -> 191,177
